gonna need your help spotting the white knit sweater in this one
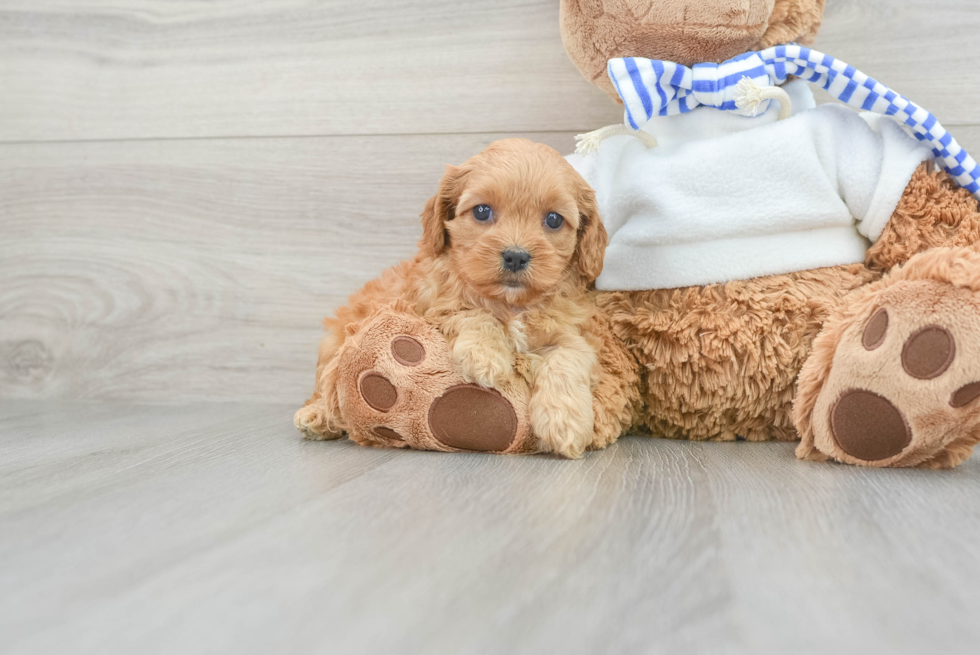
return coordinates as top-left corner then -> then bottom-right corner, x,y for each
566,80 -> 934,290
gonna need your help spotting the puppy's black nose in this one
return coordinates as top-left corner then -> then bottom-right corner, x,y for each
501,248 -> 531,273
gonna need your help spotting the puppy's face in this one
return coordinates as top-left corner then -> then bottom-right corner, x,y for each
420,139 -> 606,307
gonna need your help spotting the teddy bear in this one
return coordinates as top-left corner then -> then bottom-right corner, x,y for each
558,0 -> 980,468
298,0 -> 980,469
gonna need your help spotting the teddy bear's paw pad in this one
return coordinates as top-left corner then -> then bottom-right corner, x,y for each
901,325 -> 955,379
372,426 -> 406,442
335,312 -> 463,449
951,382 -> 980,407
427,384 -> 519,452
809,280 -> 980,468
830,390 -> 910,461
336,310 -> 535,454
358,371 -> 399,412
861,307 -> 889,350
391,335 -> 425,366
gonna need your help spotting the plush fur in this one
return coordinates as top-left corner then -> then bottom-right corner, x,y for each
560,0 -> 825,101
591,163 -> 980,446
298,0 -> 980,468
795,246 -> 980,469
557,0 -> 980,467
596,264 -> 879,442
867,163 -> 980,272
321,303 -> 541,453
295,139 -> 638,458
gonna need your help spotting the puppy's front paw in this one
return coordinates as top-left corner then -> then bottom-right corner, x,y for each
529,385 -> 595,459
453,342 -> 514,389
294,404 -> 344,441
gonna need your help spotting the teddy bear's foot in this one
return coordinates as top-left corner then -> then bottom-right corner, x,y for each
795,248 -> 980,469
333,308 -> 537,454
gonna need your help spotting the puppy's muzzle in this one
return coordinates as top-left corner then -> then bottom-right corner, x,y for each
501,248 -> 531,273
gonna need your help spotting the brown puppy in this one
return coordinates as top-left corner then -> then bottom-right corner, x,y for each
295,138 -> 611,457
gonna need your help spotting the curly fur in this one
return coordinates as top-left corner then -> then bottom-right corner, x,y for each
302,1 -> 980,466
296,138 -> 638,457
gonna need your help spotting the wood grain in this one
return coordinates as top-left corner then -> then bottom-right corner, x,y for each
2,401 -> 979,654
4,126 -> 980,404
0,0 -> 621,143
3,3 -> 980,652
0,132 -> 578,403
0,0 -> 976,143
1,0 -> 979,405
819,0 -> 980,123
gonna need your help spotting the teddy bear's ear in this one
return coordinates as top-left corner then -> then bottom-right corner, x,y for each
419,164 -> 467,258
560,0 -> 826,101
561,0 -> 776,101
754,0 -> 826,51
559,0 -> 622,102
573,176 -> 608,282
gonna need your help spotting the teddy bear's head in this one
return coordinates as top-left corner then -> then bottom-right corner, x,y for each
560,0 -> 826,101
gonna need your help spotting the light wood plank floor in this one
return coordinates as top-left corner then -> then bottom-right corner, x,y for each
3,401 -> 980,655
3,1 -> 980,652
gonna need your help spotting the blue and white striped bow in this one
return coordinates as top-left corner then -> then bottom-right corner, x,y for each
608,44 -> 980,198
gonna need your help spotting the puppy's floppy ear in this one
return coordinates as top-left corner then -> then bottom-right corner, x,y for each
419,164 -> 467,258
573,177 -> 607,282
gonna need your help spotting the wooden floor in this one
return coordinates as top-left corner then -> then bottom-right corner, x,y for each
3,1 -> 980,652
2,401 -> 980,654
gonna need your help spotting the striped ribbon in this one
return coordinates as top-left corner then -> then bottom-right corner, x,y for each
608,44 -> 979,198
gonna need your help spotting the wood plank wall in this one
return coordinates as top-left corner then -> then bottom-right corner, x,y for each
1,0 -> 978,403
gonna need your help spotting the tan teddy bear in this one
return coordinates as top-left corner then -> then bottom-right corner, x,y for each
298,0 -> 980,469
560,0 -> 980,468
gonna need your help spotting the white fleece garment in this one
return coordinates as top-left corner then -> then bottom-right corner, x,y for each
566,80 -> 935,290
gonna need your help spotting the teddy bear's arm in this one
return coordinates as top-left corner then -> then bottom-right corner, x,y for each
866,163 -> 980,272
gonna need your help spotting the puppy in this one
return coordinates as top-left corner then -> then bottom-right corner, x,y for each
295,138 -> 608,458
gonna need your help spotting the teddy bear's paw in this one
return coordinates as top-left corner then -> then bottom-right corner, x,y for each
799,275 -> 980,469
334,309 -> 536,454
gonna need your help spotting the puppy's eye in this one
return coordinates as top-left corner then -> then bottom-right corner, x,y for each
545,212 -> 564,230
472,205 -> 493,222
